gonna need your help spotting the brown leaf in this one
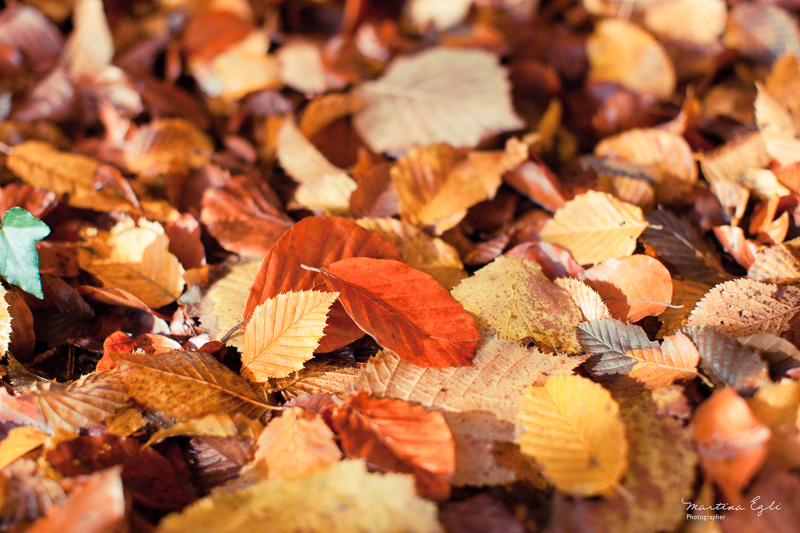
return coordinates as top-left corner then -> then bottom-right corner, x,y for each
439,493 -> 524,533
315,258 -> 478,367
503,159 -> 567,213
686,278 -> 800,336
124,118 -> 213,178
682,326 -> 770,392
270,359 -> 361,400
583,255 -> 673,322
352,336 -> 584,486
748,237 -> 800,283
243,216 -> 401,353
0,459 -> 65,528
451,255 -> 583,353
112,349 -> 273,420
0,5 -> 63,72
325,391 -> 455,500
352,47 -> 524,153
186,436 -> 257,494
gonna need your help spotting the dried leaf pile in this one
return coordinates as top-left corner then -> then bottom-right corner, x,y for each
2,0 -> 800,531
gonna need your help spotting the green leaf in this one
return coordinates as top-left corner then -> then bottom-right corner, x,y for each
0,207 -> 50,298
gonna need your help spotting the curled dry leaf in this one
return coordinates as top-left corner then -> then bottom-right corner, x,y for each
325,391 -> 455,500
390,139 -> 528,234
686,278 -> 800,336
503,159 -> 566,213
352,47 -> 524,153
451,256 -> 583,353
250,407 -> 341,480
276,118 -> 357,215
516,374 -> 628,496
156,460 -> 442,533
554,277 -> 610,321
586,19 -> 675,99
691,388 -> 771,505
583,255 -> 673,322
540,190 -> 648,265
352,336 -> 585,486
712,225 -> 756,269
315,257 -> 479,367
241,290 -> 338,381
681,326 -> 770,392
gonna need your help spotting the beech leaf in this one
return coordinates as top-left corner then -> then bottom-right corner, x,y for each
0,208 -> 50,298
313,257 -> 479,367
681,326 -> 770,392
516,374 -> 628,496
241,290 -> 338,381
553,277 -> 610,320
352,47 -> 524,153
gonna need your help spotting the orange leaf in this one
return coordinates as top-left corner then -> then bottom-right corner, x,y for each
314,257 -> 479,367
325,391 -> 455,500
244,216 -> 401,352
583,255 -> 673,322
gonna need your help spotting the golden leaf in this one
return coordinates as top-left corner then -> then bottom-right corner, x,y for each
242,290 -> 338,381
586,19 -> 675,99
124,118 -> 214,178
659,278 -> 713,337
540,190 -> 648,265
0,426 -> 50,470
352,47 -> 524,153
516,374 -> 628,496
451,256 -> 583,353
352,336 -> 585,486
270,359 -> 360,400
554,277 -> 611,320
145,413 -> 264,447
276,118 -> 356,215
156,460 -> 442,533
642,0 -> 727,45
748,380 -> 800,468
251,407 -> 341,480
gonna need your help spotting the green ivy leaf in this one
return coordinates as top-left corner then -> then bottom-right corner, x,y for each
0,207 -> 50,299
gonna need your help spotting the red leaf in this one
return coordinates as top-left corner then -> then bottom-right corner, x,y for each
315,257 -> 479,367
244,216 -> 401,352
325,391 -> 455,500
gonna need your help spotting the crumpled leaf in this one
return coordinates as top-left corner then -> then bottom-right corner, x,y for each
352,47 -> 524,153
156,460 -> 443,533
112,349 -> 273,420
583,255 -> 673,322
351,336 -> 585,486
540,191 -> 648,265
451,256 -> 583,353
250,407 -> 340,480
325,392 -> 455,500
516,374 -> 628,496
241,290 -> 337,381
314,258 -> 479,367
686,278 -> 800,336
0,208 -> 49,299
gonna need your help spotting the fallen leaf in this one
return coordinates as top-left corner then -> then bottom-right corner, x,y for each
241,290 -> 337,380
156,460 -> 443,533
352,47 -> 524,153
0,459 -> 65,528
748,237 -> 800,283
0,208 -> 48,298
748,380 -> 800,468
724,3 -> 800,63
516,374 -> 628,496
583,255 -> 673,322
451,255 -> 583,353
352,336 -> 584,485
61,0 -> 113,78
682,326 -> 770,392
112,349 -> 273,420
250,407 -> 340,480
503,159 -> 567,213
145,412 -> 263,447
554,277 -> 610,320
0,426 -> 50,470
691,388 -> 770,505
314,257 -> 479,367
325,392 -> 455,500
185,436 -> 257,493
123,118 -> 213,178
713,225 -> 757,269
0,5 -> 63,73
540,191 -> 648,265
642,0 -> 727,45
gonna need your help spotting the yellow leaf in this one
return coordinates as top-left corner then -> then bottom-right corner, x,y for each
540,190 -> 648,265
145,413 -> 264,447
250,407 -> 341,480
276,118 -> 356,215
451,256 -> 583,353
0,427 -> 50,470
516,374 -> 628,496
156,460 -> 442,533
242,290 -> 338,381
277,40 -> 327,95
352,47 -> 524,153
124,118 -> 214,178
5,140 -> 135,211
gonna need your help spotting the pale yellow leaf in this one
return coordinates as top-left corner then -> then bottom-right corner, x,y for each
698,131 -> 772,189
61,0 -> 113,78
277,40 -> 327,95
156,460 -> 442,533
540,190 -> 648,265
351,336 -> 585,485
451,256 -> 583,353
405,0 -> 473,31
242,290 -> 337,381
352,47 -> 524,153
642,0 -> 727,45
756,78 -> 800,167
587,19 -> 675,99
250,407 -> 341,480
516,374 -> 628,496
554,277 -> 610,320
276,118 -> 356,215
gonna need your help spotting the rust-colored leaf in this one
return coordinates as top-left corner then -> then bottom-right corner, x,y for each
314,257 -> 478,367
325,391 -> 455,500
